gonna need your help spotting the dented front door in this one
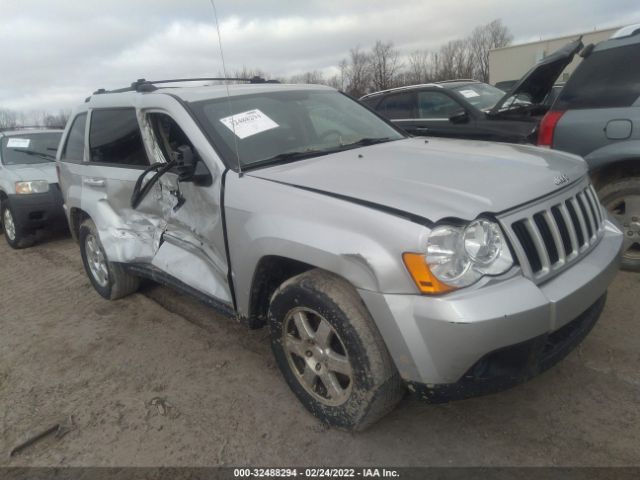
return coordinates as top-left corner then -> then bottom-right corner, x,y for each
138,103 -> 232,307
82,107 -> 167,263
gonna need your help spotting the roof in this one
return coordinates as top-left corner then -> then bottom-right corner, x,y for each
490,26 -> 620,53
0,128 -> 63,137
83,82 -> 334,108
360,79 -> 481,99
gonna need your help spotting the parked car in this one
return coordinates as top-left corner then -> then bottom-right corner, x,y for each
0,128 -> 65,248
58,78 -> 622,430
538,24 -> 640,271
361,38 -> 583,144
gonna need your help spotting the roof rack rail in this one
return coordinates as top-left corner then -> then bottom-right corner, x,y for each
0,125 -> 63,132
434,79 -> 480,84
91,76 -> 279,97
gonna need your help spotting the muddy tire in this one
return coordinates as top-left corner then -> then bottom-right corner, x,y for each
79,218 -> 139,300
268,269 -> 404,431
1,202 -> 34,249
599,177 -> 640,272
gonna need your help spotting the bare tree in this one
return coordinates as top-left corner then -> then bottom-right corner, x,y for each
370,40 -> 402,91
0,109 -> 18,129
344,46 -> 371,98
436,39 -> 475,80
289,70 -> 325,85
469,19 -> 513,82
407,49 -> 433,84
44,109 -> 70,128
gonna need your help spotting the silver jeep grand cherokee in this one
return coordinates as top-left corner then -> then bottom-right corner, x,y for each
57,78 -> 623,430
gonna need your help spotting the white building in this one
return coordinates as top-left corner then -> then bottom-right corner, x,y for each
489,27 -> 619,86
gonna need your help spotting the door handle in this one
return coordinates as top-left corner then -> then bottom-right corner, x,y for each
83,177 -> 106,187
415,126 -> 430,131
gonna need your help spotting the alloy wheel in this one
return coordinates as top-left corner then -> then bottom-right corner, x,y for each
607,194 -> 640,261
283,307 -> 353,406
85,233 -> 109,287
3,208 -> 16,241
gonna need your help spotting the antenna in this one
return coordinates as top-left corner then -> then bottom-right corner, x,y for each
208,0 -> 242,175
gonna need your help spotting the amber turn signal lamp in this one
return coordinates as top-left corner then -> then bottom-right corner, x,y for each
402,253 -> 455,295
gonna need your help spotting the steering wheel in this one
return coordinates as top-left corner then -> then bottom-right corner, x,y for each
319,129 -> 343,142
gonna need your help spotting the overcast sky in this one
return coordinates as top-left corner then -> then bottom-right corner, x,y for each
1,0 -> 639,112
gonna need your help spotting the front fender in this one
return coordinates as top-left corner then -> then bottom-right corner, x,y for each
225,173 -> 427,317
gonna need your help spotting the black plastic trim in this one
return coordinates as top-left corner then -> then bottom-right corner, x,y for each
122,263 -> 235,318
408,293 -> 606,403
220,168 -> 238,312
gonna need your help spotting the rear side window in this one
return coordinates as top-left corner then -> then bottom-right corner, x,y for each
377,93 -> 415,119
556,43 -> 640,110
89,108 -> 149,167
61,113 -> 87,163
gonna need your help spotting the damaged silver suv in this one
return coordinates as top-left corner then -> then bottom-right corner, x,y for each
58,78 -> 623,430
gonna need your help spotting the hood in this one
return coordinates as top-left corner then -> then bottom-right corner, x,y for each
3,162 -> 58,183
249,138 -> 588,222
490,37 -> 583,114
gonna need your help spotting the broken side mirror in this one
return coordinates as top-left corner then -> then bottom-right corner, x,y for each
174,145 -> 212,187
449,110 -> 469,124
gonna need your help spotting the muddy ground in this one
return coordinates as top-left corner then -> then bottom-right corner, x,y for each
0,231 -> 639,467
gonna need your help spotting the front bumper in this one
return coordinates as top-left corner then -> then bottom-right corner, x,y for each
358,219 -> 623,396
6,184 -> 66,233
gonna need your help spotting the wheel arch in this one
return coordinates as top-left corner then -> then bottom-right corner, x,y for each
246,255 -> 319,329
69,207 -> 90,242
585,141 -> 640,189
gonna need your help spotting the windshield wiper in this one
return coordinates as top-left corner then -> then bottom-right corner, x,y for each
13,149 -> 56,162
243,138 -> 396,171
341,137 -> 393,148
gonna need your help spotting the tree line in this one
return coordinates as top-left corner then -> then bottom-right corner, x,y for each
0,109 -> 70,130
0,19 -> 511,128
224,19 -> 512,98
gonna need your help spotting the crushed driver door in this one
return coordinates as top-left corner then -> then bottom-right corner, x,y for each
138,102 -> 232,309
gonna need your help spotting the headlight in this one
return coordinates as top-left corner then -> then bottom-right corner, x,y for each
15,180 -> 49,194
403,219 -> 513,294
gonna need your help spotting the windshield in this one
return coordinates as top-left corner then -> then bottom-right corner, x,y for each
190,89 -> 405,169
0,132 -> 62,165
451,83 -> 506,111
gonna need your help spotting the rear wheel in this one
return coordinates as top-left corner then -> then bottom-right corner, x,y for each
79,218 -> 140,299
268,269 -> 404,431
1,202 -> 34,249
599,177 -> 640,271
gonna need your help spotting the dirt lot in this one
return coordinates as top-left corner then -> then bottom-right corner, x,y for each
0,231 -> 639,467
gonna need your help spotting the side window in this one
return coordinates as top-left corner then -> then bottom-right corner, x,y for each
89,108 -> 149,167
556,43 -> 640,110
61,113 -> 87,163
147,113 -> 195,163
417,92 -> 462,119
377,93 -> 415,119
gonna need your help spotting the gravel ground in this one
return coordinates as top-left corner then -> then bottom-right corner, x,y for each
0,231 -> 639,467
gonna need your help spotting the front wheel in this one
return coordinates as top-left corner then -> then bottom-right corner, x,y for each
79,218 -> 140,299
1,202 -> 34,249
268,269 -> 404,431
599,177 -> 640,271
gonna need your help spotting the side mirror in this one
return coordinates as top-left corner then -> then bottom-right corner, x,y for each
449,110 -> 469,124
174,145 -> 212,187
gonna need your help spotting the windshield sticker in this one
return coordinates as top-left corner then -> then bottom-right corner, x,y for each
459,89 -> 480,99
220,109 -> 279,139
6,138 -> 31,148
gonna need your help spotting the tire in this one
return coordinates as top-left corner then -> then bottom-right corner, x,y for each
79,218 -> 140,299
598,177 -> 640,272
1,202 -> 34,249
268,269 -> 404,431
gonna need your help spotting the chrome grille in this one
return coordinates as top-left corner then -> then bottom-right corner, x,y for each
500,180 -> 605,282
